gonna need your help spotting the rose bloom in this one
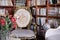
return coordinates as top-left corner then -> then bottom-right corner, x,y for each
0,18 -> 5,26
11,17 -> 16,23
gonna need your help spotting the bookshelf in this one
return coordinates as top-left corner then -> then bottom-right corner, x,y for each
27,0 -> 60,33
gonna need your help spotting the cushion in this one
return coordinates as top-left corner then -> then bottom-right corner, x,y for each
10,29 -> 35,39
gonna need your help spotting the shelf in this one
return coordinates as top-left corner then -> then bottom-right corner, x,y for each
36,15 -> 60,19
0,6 -> 14,8
48,16 -> 60,19
36,15 -> 46,17
32,5 -> 46,8
31,4 -> 60,7
57,4 -> 60,6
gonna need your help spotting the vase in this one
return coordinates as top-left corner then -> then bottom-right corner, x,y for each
0,31 -> 10,40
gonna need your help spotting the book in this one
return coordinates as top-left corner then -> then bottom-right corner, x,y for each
57,0 -> 60,4
31,0 -> 35,6
49,0 -> 52,4
40,8 -> 46,16
40,17 -> 46,26
31,7 -> 36,15
57,19 -> 60,25
37,0 -> 40,5
32,17 -> 35,24
37,8 -> 40,15
37,17 -> 40,25
59,8 -> 60,14
58,8 -> 60,16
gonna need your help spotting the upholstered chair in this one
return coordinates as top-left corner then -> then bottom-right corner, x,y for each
9,9 -> 36,40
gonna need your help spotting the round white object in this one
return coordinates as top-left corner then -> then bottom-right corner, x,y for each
14,9 -> 31,27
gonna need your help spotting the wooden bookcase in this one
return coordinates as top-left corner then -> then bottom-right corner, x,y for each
25,0 -> 60,36
26,0 -> 60,26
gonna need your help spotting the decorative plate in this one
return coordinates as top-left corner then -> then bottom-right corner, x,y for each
14,9 -> 31,27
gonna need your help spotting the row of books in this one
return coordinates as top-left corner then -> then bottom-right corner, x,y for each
30,7 -> 46,16
15,0 -> 26,6
31,18 -> 60,31
0,0 -> 13,6
48,7 -> 58,16
1,0 -> 60,6
30,0 -> 60,6
30,0 -> 46,6
49,0 -> 60,4
31,7 -> 60,16
36,17 -> 46,26
36,17 -> 59,28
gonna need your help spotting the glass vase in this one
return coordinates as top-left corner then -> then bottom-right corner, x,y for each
0,31 -> 10,40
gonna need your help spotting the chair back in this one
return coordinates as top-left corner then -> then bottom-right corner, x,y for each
14,9 -> 31,28
45,28 -> 60,40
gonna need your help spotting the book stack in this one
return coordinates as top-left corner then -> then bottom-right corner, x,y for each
0,0 -> 13,6
48,7 -> 58,16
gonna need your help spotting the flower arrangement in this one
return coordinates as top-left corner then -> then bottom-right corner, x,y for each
0,15 -> 17,31
0,15 -> 17,40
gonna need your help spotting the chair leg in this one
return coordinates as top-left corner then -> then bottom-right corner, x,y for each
26,39 -> 30,40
